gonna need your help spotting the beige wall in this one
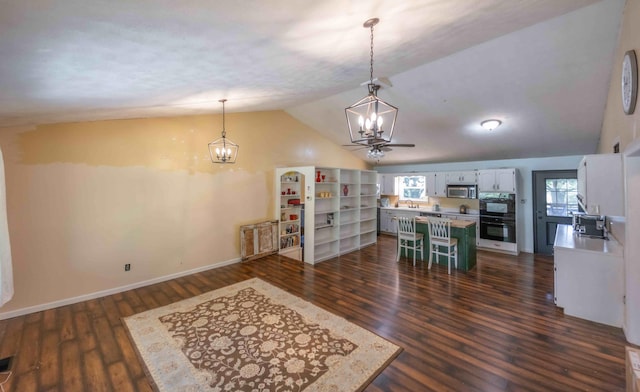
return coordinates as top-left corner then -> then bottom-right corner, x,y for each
0,110 -> 367,315
600,0 -> 640,152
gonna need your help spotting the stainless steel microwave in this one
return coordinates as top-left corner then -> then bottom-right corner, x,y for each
446,185 -> 477,199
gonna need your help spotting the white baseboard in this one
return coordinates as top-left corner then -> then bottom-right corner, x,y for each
0,257 -> 241,320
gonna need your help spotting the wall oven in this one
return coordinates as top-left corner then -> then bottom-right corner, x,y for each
479,193 -> 516,218
480,216 -> 516,243
479,193 -> 516,243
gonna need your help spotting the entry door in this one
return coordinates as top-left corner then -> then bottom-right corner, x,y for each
533,170 -> 578,254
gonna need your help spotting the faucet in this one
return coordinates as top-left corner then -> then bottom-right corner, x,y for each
407,200 -> 416,208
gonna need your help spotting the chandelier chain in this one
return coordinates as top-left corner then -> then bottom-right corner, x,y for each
369,23 -> 375,84
220,99 -> 226,138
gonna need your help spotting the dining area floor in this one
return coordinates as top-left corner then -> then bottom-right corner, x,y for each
0,234 -> 632,391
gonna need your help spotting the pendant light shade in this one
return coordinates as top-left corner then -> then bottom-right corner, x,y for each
208,99 -> 239,164
345,18 -> 398,147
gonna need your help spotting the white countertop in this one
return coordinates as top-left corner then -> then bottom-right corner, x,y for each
554,224 -> 623,256
379,206 -> 479,216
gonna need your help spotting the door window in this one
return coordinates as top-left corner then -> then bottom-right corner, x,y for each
545,179 -> 579,217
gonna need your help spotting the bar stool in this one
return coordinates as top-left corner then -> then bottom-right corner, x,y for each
427,217 -> 458,274
396,216 -> 424,266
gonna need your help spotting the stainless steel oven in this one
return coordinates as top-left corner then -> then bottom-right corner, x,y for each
479,193 -> 516,243
479,193 -> 516,218
480,216 -> 516,243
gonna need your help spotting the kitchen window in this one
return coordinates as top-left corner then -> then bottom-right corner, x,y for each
546,178 -> 579,217
397,175 -> 426,201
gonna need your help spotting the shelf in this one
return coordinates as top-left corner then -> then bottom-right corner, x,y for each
315,209 -> 339,215
280,232 -> 299,238
280,219 -> 300,224
280,194 -> 301,197
315,224 -> 334,230
340,232 -> 359,240
280,207 -> 301,210
315,238 -> 339,246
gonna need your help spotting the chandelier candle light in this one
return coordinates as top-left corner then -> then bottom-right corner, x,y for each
345,18 -> 398,147
208,99 -> 239,164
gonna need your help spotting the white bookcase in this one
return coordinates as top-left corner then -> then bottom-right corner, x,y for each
275,166 -> 378,264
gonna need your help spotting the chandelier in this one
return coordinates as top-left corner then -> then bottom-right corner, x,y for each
208,99 -> 239,164
345,18 -> 398,147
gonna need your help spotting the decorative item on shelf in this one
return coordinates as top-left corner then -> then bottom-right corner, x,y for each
343,184 -> 349,196
345,18 -> 398,147
322,175 -> 326,182
316,171 -> 322,182
208,99 -> 239,164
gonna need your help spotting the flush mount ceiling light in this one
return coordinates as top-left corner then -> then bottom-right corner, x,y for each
208,99 -> 239,164
481,119 -> 502,131
345,18 -> 398,147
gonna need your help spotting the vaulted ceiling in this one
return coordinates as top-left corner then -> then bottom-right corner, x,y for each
0,0 -> 624,164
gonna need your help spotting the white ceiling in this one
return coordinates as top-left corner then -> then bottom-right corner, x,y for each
0,0 -> 625,165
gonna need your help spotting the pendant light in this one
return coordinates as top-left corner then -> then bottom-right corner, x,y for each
208,99 -> 239,164
345,18 -> 398,147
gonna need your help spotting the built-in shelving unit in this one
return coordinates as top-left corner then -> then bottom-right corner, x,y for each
275,170 -> 303,260
275,166 -> 377,264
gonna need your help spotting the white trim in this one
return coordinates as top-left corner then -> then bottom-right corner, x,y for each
0,257 -> 241,320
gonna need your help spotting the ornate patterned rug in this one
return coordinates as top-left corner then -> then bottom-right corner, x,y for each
123,278 -> 401,391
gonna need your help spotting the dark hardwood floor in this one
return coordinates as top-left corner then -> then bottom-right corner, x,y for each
0,234 -> 632,391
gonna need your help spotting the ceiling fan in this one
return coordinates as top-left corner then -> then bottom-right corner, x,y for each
343,138 -> 415,160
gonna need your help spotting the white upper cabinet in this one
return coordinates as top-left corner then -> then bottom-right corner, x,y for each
425,172 -> 447,197
577,154 -> 623,216
446,171 -> 477,185
378,174 -> 397,195
478,169 -> 516,193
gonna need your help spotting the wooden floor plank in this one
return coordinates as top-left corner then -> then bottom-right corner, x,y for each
0,235 -> 634,391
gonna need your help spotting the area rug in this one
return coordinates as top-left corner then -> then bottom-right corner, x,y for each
123,278 -> 401,391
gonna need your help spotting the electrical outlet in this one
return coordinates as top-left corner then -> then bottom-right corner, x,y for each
124,264 -> 131,271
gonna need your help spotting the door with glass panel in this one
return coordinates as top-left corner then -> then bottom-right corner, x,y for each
533,170 -> 578,254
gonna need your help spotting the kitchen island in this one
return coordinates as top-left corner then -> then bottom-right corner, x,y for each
399,217 -> 477,272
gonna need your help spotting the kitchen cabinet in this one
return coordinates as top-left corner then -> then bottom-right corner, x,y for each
425,172 -> 447,197
554,224 -> 623,327
478,238 -> 517,254
380,209 -> 396,234
478,168 -> 516,192
276,167 -> 378,265
378,174 -> 397,195
379,208 -> 420,235
446,171 -> 477,185
577,154 -> 623,216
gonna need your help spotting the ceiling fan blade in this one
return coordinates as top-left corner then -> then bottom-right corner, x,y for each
385,143 -> 415,147
342,144 -> 370,151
